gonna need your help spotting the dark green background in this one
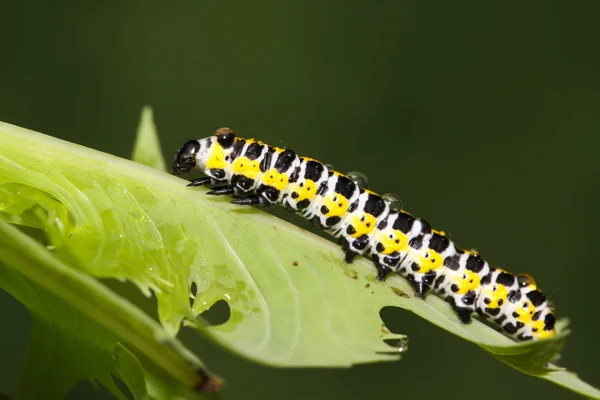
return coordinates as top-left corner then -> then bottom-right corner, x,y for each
1,2 -> 599,399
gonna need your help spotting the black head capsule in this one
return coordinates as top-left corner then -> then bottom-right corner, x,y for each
216,127 -> 236,148
171,140 -> 201,175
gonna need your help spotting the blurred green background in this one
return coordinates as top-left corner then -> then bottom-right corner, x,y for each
1,2 -> 599,399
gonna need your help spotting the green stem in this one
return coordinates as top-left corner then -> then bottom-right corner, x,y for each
0,220 -> 208,390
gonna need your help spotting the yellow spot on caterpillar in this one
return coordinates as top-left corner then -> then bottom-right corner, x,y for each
529,318 -> 544,333
350,213 -> 377,238
206,143 -> 227,170
244,138 -> 264,145
379,230 -> 409,255
454,270 -> 481,295
322,193 -> 349,217
295,179 -> 317,202
232,156 -> 261,179
531,319 -> 555,339
484,284 -> 509,309
433,229 -> 446,236
534,329 -> 555,339
417,249 -> 444,273
515,302 -> 535,324
262,168 -> 289,191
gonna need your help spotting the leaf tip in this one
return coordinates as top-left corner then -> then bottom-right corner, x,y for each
131,106 -> 168,172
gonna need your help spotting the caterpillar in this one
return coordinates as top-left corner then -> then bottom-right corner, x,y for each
171,127 -> 557,341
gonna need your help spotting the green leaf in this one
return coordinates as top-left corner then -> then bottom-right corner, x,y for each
0,221 -> 218,400
0,117 -> 598,399
114,344 -> 149,400
131,106 -> 167,172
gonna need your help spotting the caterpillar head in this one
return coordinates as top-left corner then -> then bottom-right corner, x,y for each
171,128 -> 235,175
171,140 -> 202,175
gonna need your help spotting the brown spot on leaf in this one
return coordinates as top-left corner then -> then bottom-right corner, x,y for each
344,269 -> 358,279
391,287 -> 410,298
193,369 -> 225,393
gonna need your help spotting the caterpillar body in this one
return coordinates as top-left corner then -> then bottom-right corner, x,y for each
171,128 -> 557,341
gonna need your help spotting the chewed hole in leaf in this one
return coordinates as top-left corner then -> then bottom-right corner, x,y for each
377,310 -> 410,355
189,281 -> 198,307
379,306 -> 410,334
382,337 -> 409,353
198,300 -> 231,326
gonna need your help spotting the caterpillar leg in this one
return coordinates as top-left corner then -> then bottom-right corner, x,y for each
454,307 -> 472,324
231,196 -> 270,207
344,249 -> 357,264
310,216 -> 326,230
207,186 -> 235,196
341,236 -> 370,264
338,238 -> 357,264
412,281 -> 430,299
375,263 -> 391,281
187,177 -> 213,187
